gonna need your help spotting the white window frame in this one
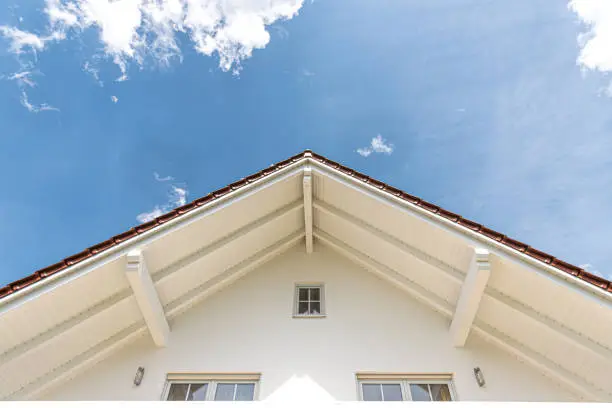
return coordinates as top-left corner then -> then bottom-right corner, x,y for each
358,380 -> 407,401
162,373 -> 260,401
293,283 -> 326,318
356,373 -> 456,401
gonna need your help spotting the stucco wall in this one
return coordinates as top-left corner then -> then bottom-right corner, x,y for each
42,245 -> 579,401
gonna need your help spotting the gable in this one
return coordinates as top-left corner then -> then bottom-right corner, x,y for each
0,151 -> 611,400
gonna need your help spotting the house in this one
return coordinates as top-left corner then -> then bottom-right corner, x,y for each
0,150 -> 610,402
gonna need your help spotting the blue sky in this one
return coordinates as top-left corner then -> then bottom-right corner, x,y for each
0,0 -> 611,286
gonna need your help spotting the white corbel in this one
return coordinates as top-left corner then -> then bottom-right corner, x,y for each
450,248 -> 491,347
126,249 -> 170,347
303,167 -> 314,254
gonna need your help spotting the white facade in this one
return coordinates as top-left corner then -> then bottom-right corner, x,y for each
42,246 -> 578,402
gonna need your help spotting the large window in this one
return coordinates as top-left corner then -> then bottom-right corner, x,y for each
357,373 -> 454,401
164,374 -> 259,401
294,283 -> 325,317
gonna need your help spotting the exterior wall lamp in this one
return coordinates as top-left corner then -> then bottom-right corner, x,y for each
473,367 -> 486,387
134,367 -> 145,386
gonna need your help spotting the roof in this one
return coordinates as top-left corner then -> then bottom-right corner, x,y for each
1,149 -> 610,300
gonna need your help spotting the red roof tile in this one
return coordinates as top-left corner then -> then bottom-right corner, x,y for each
578,271 -> 609,290
457,218 -> 482,232
0,286 -> 13,298
438,209 -> 461,222
0,150 -> 610,300
400,192 -> 421,204
37,261 -> 68,278
64,250 -> 93,265
524,247 -> 554,264
10,273 -> 42,291
89,239 -> 115,254
501,236 -> 528,253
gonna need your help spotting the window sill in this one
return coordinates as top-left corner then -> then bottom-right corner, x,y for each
292,314 -> 327,319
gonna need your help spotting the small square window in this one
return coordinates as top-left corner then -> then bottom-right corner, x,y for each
294,284 -> 325,317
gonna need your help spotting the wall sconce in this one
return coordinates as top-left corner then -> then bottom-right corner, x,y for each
473,367 -> 486,387
134,367 -> 145,386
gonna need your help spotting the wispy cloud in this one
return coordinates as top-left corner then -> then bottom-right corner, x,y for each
154,172 -> 173,182
83,60 -> 102,86
272,25 -> 290,40
580,263 -> 596,272
1,0 -> 304,86
570,1 -> 612,73
0,26 -> 57,54
356,134 -> 394,157
2,66 -> 58,112
136,174 -> 188,223
20,90 -> 59,113
7,71 -> 36,87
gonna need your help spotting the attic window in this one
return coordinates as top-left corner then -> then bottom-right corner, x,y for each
294,284 -> 325,317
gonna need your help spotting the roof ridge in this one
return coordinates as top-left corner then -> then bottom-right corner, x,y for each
1,149 -> 609,299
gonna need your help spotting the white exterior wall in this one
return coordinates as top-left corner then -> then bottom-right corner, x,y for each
42,245 -> 579,402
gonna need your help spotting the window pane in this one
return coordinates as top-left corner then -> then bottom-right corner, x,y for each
166,383 -> 189,401
410,384 -> 432,401
309,301 -> 321,314
215,383 -> 236,401
362,384 -> 383,401
431,384 -> 452,401
298,288 -> 308,301
235,383 -> 255,401
381,384 -> 403,401
309,288 -> 320,301
187,383 -> 208,401
298,301 -> 309,314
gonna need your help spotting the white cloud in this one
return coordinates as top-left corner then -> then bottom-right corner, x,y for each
154,172 -> 173,182
136,174 -> 188,223
83,60 -> 103,86
1,67 -> 61,112
5,70 -> 36,87
171,185 -> 188,207
20,90 -> 59,113
1,67 -> 59,111
0,26 -> 45,53
136,207 -> 164,223
356,147 -> 372,157
579,263 -> 594,271
110,95 -> 118,103
356,134 -> 394,157
0,26 -> 64,54
2,0 -> 304,83
570,0 -> 612,73
46,0 -> 79,26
